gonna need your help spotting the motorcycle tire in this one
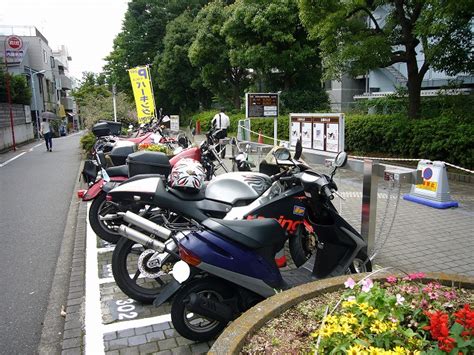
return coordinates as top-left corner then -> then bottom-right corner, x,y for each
89,191 -> 122,244
171,278 -> 233,342
288,224 -> 315,268
112,238 -> 177,304
349,250 -> 372,273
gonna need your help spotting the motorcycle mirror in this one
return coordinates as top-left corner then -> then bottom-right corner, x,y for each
334,151 -> 348,168
273,147 -> 291,161
294,138 -> 302,160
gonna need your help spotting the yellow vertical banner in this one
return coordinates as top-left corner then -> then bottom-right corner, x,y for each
128,66 -> 156,123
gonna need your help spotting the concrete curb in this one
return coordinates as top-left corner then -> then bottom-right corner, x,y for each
209,272 -> 474,354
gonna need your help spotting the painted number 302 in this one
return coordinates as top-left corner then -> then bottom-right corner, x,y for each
116,299 -> 138,320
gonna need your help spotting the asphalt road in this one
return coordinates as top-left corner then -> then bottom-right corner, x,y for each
0,134 -> 82,353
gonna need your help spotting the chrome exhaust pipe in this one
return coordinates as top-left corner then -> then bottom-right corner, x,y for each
122,211 -> 171,240
118,225 -> 165,252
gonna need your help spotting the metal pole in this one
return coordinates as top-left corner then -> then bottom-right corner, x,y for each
273,116 -> 277,146
361,159 -> 379,254
29,68 -> 41,139
3,39 -> 16,151
112,84 -> 117,122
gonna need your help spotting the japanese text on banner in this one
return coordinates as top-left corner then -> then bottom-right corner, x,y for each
128,66 -> 156,123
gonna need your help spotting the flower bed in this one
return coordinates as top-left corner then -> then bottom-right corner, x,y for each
209,272 -> 474,354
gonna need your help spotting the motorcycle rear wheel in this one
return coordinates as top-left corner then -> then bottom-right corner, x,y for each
112,238 -> 176,304
89,192 -> 122,244
171,279 -> 232,342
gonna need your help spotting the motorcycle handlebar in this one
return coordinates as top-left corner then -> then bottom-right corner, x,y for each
322,185 -> 334,200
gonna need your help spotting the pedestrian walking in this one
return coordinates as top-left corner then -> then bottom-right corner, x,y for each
211,107 -> 230,158
40,118 -> 53,152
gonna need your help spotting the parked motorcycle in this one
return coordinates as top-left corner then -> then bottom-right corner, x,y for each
151,150 -> 371,341
79,127 -> 231,244
107,141 -> 322,303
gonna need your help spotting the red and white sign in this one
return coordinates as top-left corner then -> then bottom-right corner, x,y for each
6,36 -> 23,50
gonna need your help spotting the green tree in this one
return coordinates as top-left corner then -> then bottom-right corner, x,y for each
72,72 -> 135,129
0,67 -> 31,105
222,0 -> 323,91
104,0 -> 210,97
189,1 -> 249,109
72,72 -> 110,108
155,11 -> 212,116
299,0 -> 474,118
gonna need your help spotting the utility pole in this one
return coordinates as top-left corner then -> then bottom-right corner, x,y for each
3,38 -> 16,151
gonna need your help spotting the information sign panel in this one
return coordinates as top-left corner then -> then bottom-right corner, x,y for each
289,113 -> 344,152
246,93 -> 279,118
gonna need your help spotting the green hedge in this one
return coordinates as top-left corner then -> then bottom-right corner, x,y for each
190,110 -> 290,141
345,114 -> 474,169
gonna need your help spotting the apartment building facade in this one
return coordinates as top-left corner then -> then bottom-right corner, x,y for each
0,25 -> 78,149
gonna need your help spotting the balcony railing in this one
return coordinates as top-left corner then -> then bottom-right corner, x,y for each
61,97 -> 74,110
60,74 -> 72,90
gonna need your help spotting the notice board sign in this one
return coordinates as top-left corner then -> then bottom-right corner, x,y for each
246,93 -> 279,118
289,113 -> 344,152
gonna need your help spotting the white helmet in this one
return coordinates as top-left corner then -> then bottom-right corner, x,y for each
168,158 -> 206,191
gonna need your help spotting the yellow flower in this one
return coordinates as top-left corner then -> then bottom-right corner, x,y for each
367,346 -> 385,355
358,302 -> 369,310
364,306 -> 379,317
342,300 -> 357,308
325,314 -> 338,324
369,320 -> 388,334
391,346 -> 407,354
346,344 -> 365,355
339,322 -> 352,335
388,321 -> 398,331
344,312 -> 359,325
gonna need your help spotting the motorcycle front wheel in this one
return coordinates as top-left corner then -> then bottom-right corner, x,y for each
112,238 -> 177,304
349,250 -> 372,273
89,192 -> 122,244
171,279 -> 232,342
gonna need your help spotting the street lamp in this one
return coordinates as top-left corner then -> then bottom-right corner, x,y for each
28,69 -> 45,139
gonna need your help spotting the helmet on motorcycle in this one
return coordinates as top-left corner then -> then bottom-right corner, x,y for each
168,158 -> 206,191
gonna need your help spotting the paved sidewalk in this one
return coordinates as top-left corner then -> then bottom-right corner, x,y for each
60,146 -> 473,355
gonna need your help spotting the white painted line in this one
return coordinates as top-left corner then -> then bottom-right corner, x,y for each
0,152 -> 26,168
97,246 -> 115,254
85,203 -> 105,355
102,314 -> 172,334
98,273 -> 146,285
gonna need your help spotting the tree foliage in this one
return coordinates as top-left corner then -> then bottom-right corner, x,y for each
72,72 -> 135,129
189,0 -> 249,109
155,10 -> 212,116
298,0 -> 474,118
0,67 -> 32,105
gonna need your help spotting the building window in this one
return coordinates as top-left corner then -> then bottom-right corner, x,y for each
50,56 -> 55,68
43,49 -> 48,64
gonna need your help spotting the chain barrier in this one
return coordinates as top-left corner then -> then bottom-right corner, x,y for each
237,125 -> 472,173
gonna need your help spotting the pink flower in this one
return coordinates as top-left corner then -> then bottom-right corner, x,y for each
344,277 -> 356,289
404,272 -> 426,280
396,293 -> 405,306
386,276 -> 398,283
429,291 -> 440,300
444,290 -> 457,300
347,296 -> 356,302
420,299 -> 429,309
361,278 -> 374,292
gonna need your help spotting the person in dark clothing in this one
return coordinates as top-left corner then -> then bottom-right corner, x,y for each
211,108 -> 230,158
40,118 -> 53,152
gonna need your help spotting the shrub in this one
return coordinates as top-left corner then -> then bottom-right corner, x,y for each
80,132 -> 96,153
190,110 -> 290,141
345,114 -> 474,169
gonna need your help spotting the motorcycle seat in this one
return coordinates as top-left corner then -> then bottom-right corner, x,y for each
168,182 -> 208,201
106,165 -> 129,177
201,218 -> 286,250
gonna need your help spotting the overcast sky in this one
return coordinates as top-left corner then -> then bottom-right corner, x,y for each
0,0 -> 129,80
